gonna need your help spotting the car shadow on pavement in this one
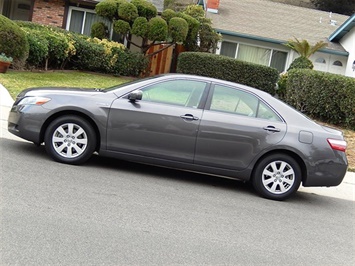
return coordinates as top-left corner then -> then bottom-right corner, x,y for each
87,153 -> 257,197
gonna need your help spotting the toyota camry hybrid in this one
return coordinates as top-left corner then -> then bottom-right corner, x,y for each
8,74 -> 348,200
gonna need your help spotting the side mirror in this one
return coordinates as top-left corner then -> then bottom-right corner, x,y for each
128,90 -> 143,102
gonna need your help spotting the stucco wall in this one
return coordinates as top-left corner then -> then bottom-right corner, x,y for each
339,27 -> 355,77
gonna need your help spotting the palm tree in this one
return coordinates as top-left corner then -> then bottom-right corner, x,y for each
285,38 -> 327,70
285,38 -> 327,58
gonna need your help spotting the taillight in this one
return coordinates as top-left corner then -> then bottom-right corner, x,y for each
327,139 -> 347,152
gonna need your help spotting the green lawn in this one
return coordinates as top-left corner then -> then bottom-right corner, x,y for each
0,70 -> 131,99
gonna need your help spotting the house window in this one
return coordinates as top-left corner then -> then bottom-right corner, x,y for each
237,44 -> 271,66
220,41 -> 287,72
220,41 -> 237,58
315,58 -> 326,63
67,6 -> 111,36
333,61 -> 343,66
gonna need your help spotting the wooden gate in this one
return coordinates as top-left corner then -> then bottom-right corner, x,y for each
146,44 -> 174,76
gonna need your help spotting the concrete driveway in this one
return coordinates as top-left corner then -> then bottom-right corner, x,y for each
1,83 -> 354,201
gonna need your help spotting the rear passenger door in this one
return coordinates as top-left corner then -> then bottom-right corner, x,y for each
194,83 -> 287,171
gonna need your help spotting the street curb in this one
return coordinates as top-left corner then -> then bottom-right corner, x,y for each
0,83 -> 14,106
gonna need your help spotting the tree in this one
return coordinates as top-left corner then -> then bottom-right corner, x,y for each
183,5 -> 221,52
163,3 -> 221,52
95,0 -> 191,54
285,38 -> 327,58
285,38 -> 327,70
311,0 -> 355,16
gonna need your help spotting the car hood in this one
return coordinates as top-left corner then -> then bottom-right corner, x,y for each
17,87 -> 103,98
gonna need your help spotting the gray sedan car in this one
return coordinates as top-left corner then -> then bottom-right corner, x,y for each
8,74 -> 348,200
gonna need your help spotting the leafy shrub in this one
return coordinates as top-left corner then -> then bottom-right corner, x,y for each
91,22 -> 109,39
114,20 -> 131,35
169,17 -> 188,43
118,2 -> 138,21
285,69 -> 355,129
24,30 -> 49,67
17,22 -> 74,69
276,72 -> 288,99
177,52 -> 279,94
288,56 -> 313,71
161,8 -> 176,23
69,35 -> 110,72
0,15 -> 29,69
132,17 -> 149,38
95,0 -> 124,20
131,0 -> 157,20
148,17 -> 168,42
111,50 -> 148,76
15,21 -> 146,77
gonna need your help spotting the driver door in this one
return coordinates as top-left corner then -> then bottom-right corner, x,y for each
106,79 -> 209,163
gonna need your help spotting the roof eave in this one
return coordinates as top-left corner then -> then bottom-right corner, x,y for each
217,29 -> 349,56
329,13 -> 355,42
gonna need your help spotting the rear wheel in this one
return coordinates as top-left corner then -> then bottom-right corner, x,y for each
44,115 -> 96,164
252,154 -> 301,200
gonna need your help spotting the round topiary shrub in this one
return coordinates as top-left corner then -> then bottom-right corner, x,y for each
91,22 -> 109,39
0,15 -> 29,68
287,56 -> 313,71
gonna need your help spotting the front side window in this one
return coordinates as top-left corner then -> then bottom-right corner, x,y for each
141,80 -> 207,108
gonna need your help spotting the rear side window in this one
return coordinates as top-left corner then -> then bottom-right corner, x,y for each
210,85 -> 258,117
141,80 -> 207,108
209,84 -> 281,121
257,102 -> 281,121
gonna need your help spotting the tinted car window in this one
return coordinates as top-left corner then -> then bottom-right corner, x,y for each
257,101 -> 281,121
210,85 -> 281,121
141,80 -> 207,108
210,85 -> 258,117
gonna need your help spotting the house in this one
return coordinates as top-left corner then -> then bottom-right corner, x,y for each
204,0 -> 355,77
2,0 -> 354,77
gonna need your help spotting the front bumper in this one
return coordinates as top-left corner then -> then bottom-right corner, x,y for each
8,104 -> 48,145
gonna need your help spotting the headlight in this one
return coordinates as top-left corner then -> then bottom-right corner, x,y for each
18,96 -> 51,105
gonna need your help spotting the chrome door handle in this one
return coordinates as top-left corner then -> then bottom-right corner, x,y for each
263,126 -> 281,132
180,114 -> 199,121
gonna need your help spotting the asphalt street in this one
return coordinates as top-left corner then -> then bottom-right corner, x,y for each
1,137 -> 355,265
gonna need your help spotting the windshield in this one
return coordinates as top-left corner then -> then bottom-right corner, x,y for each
104,76 -> 163,92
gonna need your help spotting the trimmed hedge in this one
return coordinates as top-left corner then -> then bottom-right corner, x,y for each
15,21 -> 148,77
0,15 -> 29,68
285,69 -> 355,129
177,52 -> 279,94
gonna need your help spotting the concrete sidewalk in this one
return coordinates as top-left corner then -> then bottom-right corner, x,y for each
0,83 -> 354,201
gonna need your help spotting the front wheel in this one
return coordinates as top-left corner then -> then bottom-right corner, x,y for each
252,154 -> 302,200
44,115 -> 96,165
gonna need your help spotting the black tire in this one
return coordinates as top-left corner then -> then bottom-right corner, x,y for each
252,153 -> 302,201
44,115 -> 96,165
